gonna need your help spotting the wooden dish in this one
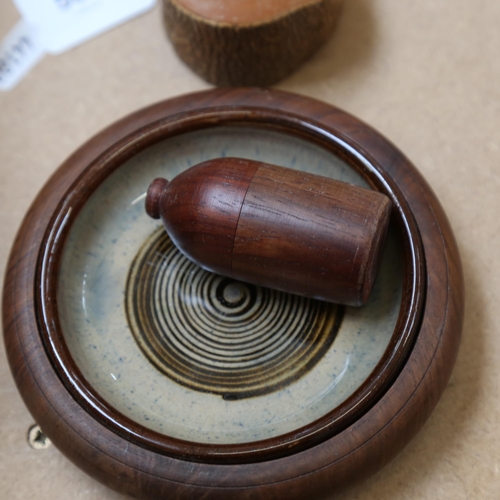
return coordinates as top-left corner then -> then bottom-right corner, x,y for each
2,88 -> 463,499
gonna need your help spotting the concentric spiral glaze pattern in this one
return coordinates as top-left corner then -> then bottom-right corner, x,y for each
126,228 -> 343,400
57,126 -> 402,444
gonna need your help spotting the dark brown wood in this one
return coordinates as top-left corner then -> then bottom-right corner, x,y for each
2,88 -> 463,499
163,0 -> 344,86
147,158 -> 259,276
148,158 -> 392,306
232,161 -> 392,306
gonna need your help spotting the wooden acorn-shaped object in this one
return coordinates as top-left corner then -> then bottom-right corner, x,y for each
163,0 -> 345,86
146,158 -> 392,306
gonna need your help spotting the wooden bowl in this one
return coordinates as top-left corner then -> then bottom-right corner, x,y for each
2,88 -> 463,499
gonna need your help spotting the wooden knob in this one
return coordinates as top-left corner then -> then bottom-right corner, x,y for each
146,178 -> 169,219
146,157 -> 392,306
163,0 -> 345,86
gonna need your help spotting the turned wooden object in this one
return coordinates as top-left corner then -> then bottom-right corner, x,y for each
146,157 -> 392,306
163,0 -> 344,86
3,89 -> 463,499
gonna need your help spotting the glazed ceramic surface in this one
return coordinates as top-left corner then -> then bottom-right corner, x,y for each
4,89 -> 463,499
58,126 -> 402,445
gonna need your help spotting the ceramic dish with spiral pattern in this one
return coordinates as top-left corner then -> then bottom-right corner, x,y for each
55,126 -> 404,449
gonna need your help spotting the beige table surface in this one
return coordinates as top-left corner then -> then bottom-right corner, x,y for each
0,1 -> 498,499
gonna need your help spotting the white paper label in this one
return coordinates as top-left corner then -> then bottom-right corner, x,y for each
14,0 -> 156,54
0,20 -> 45,91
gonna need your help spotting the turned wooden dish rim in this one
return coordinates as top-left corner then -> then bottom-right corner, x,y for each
27,94 -> 426,464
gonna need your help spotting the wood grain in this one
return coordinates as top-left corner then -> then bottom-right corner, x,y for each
163,0 -> 344,86
148,158 -> 391,306
151,158 -> 259,276
232,161 -> 392,306
174,0 -> 329,25
2,88 -> 463,499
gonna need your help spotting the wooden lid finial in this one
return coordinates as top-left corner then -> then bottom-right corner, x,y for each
145,178 -> 169,219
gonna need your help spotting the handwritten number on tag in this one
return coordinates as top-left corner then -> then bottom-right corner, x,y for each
0,21 -> 44,90
54,0 -> 95,10
0,35 -> 33,83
